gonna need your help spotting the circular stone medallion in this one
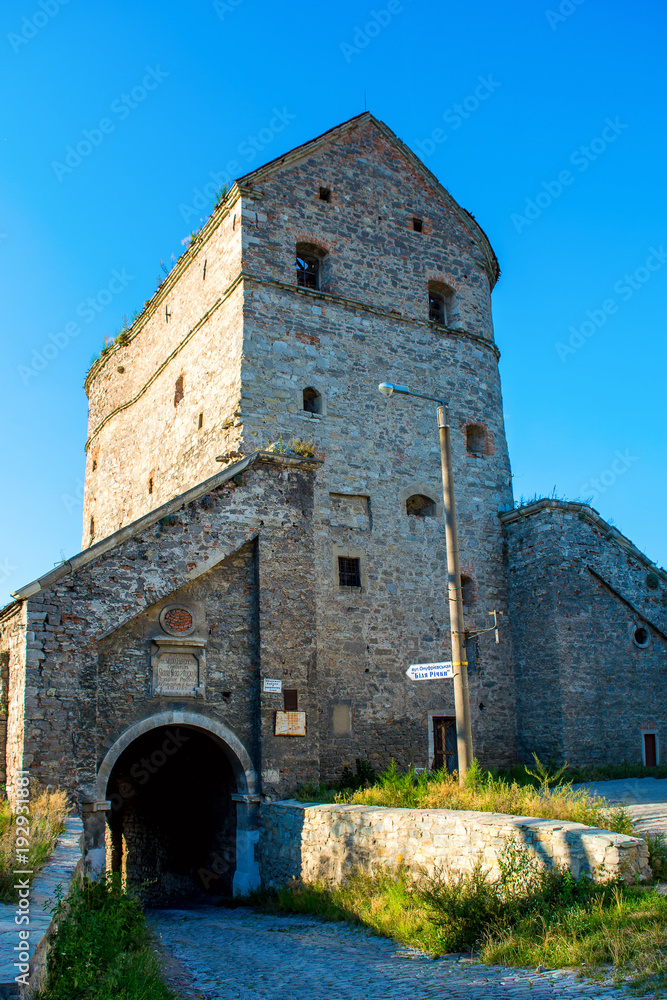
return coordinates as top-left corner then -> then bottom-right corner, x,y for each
159,604 -> 196,637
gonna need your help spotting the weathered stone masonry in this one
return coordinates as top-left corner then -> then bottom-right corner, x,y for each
502,500 -> 667,769
1,112 -> 666,899
258,801 -> 651,887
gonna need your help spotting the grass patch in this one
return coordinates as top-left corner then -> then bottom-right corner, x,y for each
37,874 -> 177,1000
248,842 -> 667,992
0,788 -> 68,902
298,759 -> 634,836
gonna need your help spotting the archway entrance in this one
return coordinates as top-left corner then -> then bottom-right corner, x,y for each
105,725 -> 239,904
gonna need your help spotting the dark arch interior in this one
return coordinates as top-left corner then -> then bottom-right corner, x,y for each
406,493 -> 436,517
106,725 -> 237,905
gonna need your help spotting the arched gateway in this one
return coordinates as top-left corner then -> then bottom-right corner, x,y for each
89,712 -> 260,900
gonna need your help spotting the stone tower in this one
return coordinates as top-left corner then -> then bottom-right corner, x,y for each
82,112 -> 517,771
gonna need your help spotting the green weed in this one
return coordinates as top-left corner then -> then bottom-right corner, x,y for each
0,788 -> 68,902
37,874 -> 176,1000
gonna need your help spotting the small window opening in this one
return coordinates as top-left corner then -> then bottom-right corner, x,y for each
296,253 -> 319,289
319,187 -> 331,202
413,217 -> 423,233
284,689 -> 298,711
174,375 -> 184,407
92,459 -> 97,472
461,575 -> 475,608
148,477 -> 153,495
428,281 -> 455,326
303,387 -> 322,414
338,556 -> 361,588
89,516 -> 95,538
198,412 -> 203,430
634,626 -> 650,648
429,291 -> 445,324
466,424 -> 486,456
406,494 -> 436,517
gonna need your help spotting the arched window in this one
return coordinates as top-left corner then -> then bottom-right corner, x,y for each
303,387 -> 322,414
406,494 -> 436,517
428,281 -> 456,326
466,424 -> 486,456
296,242 -> 327,290
174,374 -> 184,407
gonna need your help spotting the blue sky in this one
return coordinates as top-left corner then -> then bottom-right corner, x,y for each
1,0 -> 665,604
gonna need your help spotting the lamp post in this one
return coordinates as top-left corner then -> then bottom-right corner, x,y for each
378,382 -> 473,783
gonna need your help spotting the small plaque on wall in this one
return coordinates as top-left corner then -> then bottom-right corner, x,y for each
151,639 -> 205,699
263,678 -> 282,693
275,711 -> 306,737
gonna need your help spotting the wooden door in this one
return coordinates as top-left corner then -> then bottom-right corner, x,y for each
433,717 -> 458,773
644,733 -> 657,767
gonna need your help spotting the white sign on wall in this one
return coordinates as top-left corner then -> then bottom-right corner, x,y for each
406,662 -> 454,681
263,678 -> 282,693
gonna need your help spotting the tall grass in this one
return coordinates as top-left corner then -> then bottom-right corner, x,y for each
0,788 -> 69,901
37,875 -> 177,1000
249,841 -> 667,991
299,759 -> 634,836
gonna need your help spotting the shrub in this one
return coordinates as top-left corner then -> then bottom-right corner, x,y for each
645,832 -> 667,880
37,875 -> 176,1000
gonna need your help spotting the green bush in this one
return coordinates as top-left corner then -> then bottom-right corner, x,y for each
37,875 -> 176,1000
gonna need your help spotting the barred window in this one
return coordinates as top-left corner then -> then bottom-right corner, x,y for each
338,556 -> 361,588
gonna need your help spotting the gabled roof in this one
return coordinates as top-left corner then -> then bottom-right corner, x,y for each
9,451 -> 322,603
236,112 -> 500,287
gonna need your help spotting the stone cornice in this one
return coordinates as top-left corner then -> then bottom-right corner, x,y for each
83,184 -> 244,394
242,272 -> 501,359
85,270 -> 501,451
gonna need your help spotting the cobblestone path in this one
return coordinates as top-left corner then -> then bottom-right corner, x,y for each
574,777 -> 667,836
150,907 -> 641,1000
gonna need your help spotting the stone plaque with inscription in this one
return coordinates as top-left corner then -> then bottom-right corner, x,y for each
151,641 -> 205,698
275,711 -> 306,737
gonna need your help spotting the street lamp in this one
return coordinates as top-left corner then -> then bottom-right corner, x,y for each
378,382 -> 473,783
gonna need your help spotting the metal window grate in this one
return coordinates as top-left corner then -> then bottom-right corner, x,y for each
338,556 -> 361,588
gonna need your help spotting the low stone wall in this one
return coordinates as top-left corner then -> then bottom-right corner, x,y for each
258,801 -> 651,887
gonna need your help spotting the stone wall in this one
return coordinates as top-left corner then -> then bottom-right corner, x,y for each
502,500 -> 667,767
79,113 -> 519,776
258,800 -> 651,888
0,602 -> 27,792
83,192 -> 244,543
2,454 -> 321,805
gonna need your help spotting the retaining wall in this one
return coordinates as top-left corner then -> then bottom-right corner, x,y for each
258,801 -> 651,887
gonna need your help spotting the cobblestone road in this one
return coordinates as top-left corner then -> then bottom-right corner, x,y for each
151,782 -> 667,999
150,907 -> 642,1000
